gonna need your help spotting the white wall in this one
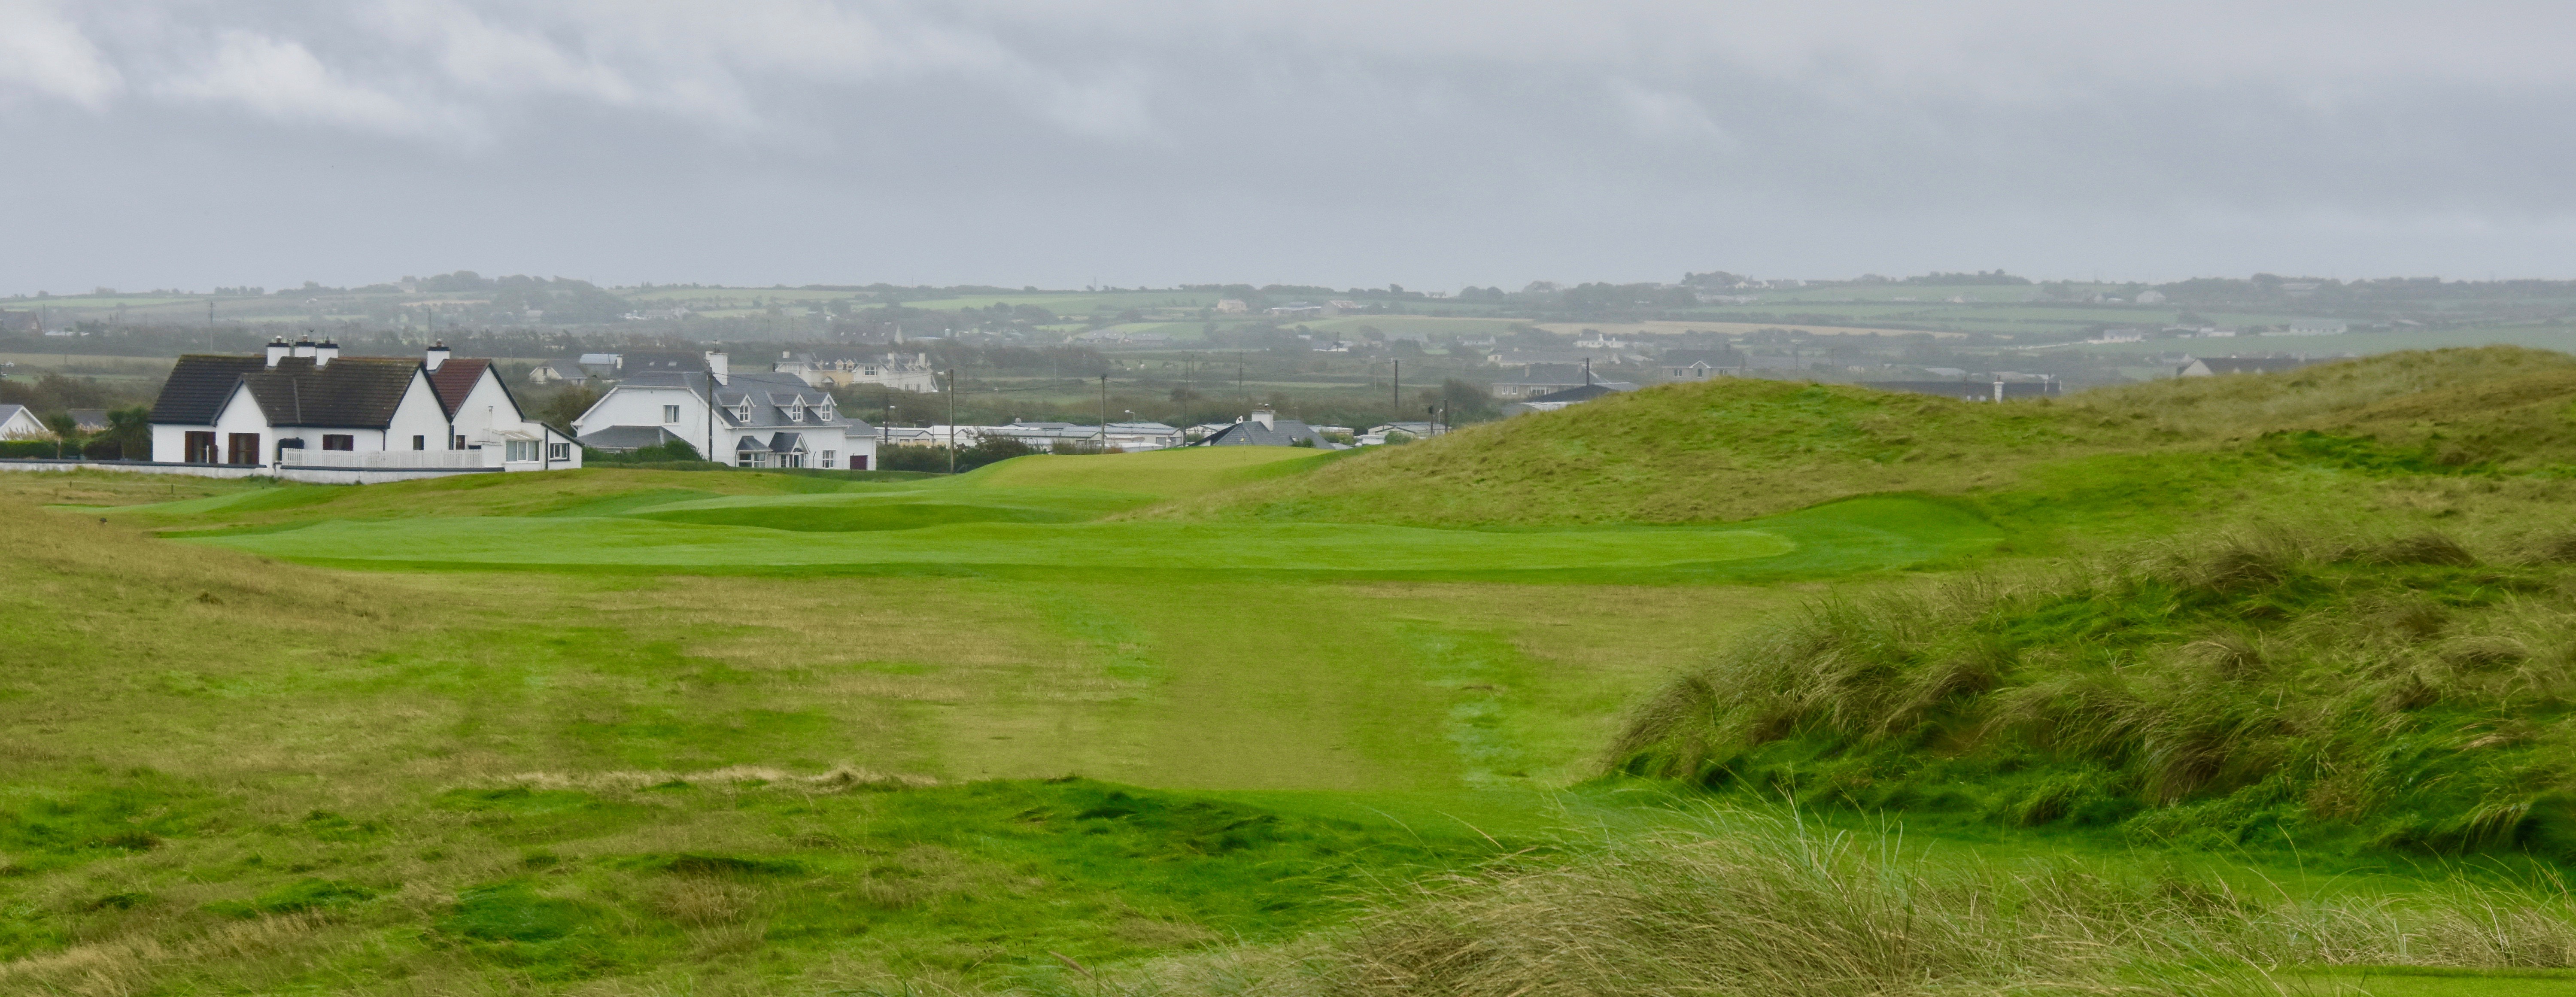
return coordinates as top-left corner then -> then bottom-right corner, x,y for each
577,384 -> 711,456
385,374 -> 452,453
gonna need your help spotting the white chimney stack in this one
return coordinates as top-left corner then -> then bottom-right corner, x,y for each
264,337 -> 290,368
313,340 -> 338,367
425,340 -> 450,371
1251,407 -> 1275,429
705,350 -> 730,386
292,337 -> 316,359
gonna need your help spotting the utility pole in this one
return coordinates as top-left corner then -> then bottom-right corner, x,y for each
945,369 -> 957,474
1098,373 -> 1109,451
1391,359 -> 1400,426
206,299 -> 214,351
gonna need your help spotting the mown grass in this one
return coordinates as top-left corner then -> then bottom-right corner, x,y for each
9,349 -> 2576,993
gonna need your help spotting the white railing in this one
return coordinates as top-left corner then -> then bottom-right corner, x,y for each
284,448 -> 495,470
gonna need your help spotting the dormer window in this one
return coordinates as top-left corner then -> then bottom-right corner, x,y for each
816,403 -> 835,421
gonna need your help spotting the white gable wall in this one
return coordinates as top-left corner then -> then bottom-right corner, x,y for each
576,383 -> 714,456
383,373 -> 453,453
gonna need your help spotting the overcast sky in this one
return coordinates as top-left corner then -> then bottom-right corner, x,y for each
4,0 -> 2573,294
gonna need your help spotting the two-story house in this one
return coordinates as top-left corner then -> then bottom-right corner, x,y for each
573,351 -> 878,469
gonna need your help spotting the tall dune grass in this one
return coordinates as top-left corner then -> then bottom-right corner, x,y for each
1111,808 -> 2576,997
1613,527 -> 2576,859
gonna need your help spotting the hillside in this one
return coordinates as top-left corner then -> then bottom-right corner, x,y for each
1171,347 -> 2576,532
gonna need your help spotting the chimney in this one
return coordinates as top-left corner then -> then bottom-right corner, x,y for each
292,337 -> 316,359
1251,407 -> 1275,429
264,337 -> 290,368
705,350 -> 730,386
425,340 -> 450,371
313,340 -> 338,367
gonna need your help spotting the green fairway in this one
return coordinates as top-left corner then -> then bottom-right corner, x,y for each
11,352 -> 2576,995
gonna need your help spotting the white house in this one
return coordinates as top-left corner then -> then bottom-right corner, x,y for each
573,351 -> 879,470
0,404 -> 50,440
148,338 -> 579,472
2282,319 -> 2349,336
774,351 -> 940,393
428,353 -> 580,465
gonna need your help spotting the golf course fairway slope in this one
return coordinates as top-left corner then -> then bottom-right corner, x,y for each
9,349 -> 2576,995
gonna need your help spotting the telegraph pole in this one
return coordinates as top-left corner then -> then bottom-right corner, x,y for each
206,299 -> 214,351
945,369 -> 958,474
1391,359 -> 1400,426
1098,373 -> 1109,451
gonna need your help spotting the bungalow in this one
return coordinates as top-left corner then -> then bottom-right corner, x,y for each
0,404 -> 49,439
528,359 -> 590,385
148,339 -> 579,471
1660,349 -> 1740,380
572,351 -> 878,469
1194,408 -> 1337,447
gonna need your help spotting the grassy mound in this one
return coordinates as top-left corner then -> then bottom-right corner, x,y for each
1174,347 -> 2576,529
1612,529 -> 2576,860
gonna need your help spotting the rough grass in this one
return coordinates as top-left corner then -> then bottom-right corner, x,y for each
1173,347 -> 2576,530
1114,808 -> 2576,997
1612,528 -> 2576,861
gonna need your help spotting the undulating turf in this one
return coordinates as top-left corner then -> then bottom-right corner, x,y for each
9,350 -> 2576,994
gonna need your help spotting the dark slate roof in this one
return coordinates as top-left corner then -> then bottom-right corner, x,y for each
1495,362 -> 1596,385
1197,418 -> 1328,447
427,359 -> 493,417
620,350 -> 710,374
151,355 -> 270,425
620,371 -> 872,433
769,432 -> 803,452
238,357 -> 423,429
576,426 -> 683,450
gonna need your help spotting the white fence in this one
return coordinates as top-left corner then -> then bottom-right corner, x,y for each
283,449 -> 493,470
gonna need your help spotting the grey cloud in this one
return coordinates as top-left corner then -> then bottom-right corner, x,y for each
3,0 -> 2573,292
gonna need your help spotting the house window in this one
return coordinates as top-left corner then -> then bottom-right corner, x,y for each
816,406 -> 834,421
822,449 -> 835,468
225,433 -> 261,465
452,435 -> 466,450
323,434 -> 355,450
506,440 -> 539,462
662,405 -> 680,423
185,431 -> 217,463
413,435 -> 426,450
547,442 -> 569,461
737,451 -> 754,468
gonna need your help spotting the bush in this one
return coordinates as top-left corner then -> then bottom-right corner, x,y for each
0,440 -> 65,459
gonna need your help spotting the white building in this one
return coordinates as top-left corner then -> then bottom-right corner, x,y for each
574,351 -> 879,470
2281,319 -> 2349,336
0,404 -> 49,440
774,351 -> 941,393
148,339 -> 579,472
2135,290 -> 2168,305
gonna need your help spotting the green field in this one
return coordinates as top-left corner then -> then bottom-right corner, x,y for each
9,348 -> 2576,994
